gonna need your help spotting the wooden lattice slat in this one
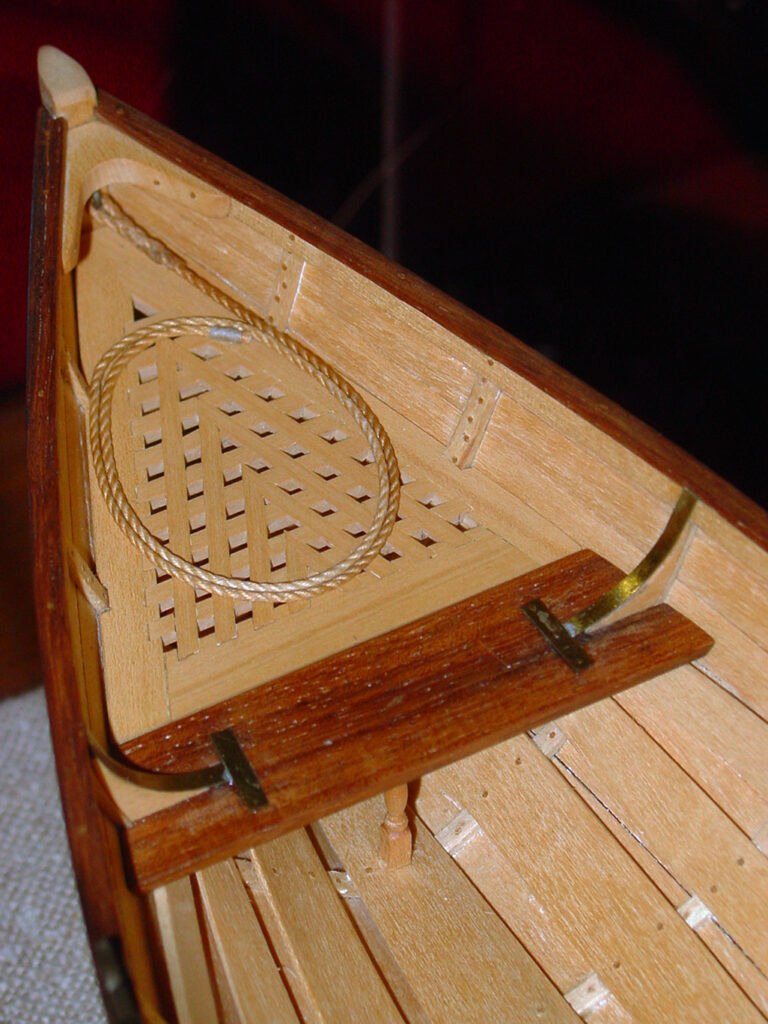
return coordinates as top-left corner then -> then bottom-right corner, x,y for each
108,324 -> 489,658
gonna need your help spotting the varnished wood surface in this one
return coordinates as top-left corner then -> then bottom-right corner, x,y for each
93,92 -> 768,553
119,550 -> 711,891
27,79 -> 767,1021
26,107 -> 120,944
27,108 -> 167,1019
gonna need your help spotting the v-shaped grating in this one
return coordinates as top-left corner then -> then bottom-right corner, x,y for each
110,328 -> 481,659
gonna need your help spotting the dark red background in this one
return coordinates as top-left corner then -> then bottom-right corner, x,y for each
3,1 -> 766,505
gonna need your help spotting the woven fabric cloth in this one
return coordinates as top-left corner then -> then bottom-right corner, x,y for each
0,687 -> 107,1024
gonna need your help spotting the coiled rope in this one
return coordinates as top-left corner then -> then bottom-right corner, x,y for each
88,191 -> 400,602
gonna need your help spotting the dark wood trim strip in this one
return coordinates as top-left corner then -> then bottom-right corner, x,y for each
93,92 -> 768,552
120,550 -> 712,892
27,107 -> 121,945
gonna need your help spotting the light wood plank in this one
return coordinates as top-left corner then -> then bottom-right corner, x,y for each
475,393 -> 765,714
246,829 -> 404,1024
322,796 -> 580,1024
195,858 -> 299,1024
418,736 -> 765,1024
291,261 -> 477,446
556,699 -> 768,982
110,181 -> 279,317
617,665 -> 768,839
151,876 -> 220,1024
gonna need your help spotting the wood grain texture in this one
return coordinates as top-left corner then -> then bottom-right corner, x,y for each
27,107 -> 167,1021
246,831 -> 405,1022
417,737 -> 766,1024
151,876 -> 220,1024
27,106 -> 118,946
118,550 -> 711,891
195,860 -> 299,1024
321,796 -> 581,1024
0,392 -> 41,697
92,92 -> 768,553
556,699 -> 768,979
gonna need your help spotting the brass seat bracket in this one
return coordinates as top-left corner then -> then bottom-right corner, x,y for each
88,726 -> 267,811
523,488 -> 697,672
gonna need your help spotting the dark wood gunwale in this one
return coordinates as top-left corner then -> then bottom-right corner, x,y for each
119,550 -> 712,892
27,106 -> 121,947
27,107 -> 168,1020
93,91 -> 768,552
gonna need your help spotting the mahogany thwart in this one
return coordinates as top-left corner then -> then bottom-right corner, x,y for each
119,549 -> 712,891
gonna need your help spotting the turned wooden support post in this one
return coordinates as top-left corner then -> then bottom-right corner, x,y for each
379,782 -> 412,869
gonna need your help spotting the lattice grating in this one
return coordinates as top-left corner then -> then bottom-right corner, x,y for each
108,329 -> 482,658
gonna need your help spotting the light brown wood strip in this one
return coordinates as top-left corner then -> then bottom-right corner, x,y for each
617,666 -> 768,840
199,414 -> 236,643
195,858 -> 299,1024
156,343 -> 199,658
246,829 -> 404,1024
669,580 -> 768,721
111,181 -> 280,315
291,261 -> 476,446
418,736 -> 765,1024
476,393 -> 670,567
266,250 -> 304,331
74,228 -> 135,377
679,531 -> 768,650
550,746 -> 768,1016
556,699 -> 768,980
475,393 -> 764,710
444,372 -> 500,469
151,876 -> 220,1024
243,469 -> 274,629
322,796 -> 581,1024
76,233 -> 169,739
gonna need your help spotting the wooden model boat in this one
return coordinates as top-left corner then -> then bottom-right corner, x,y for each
28,48 -> 768,1023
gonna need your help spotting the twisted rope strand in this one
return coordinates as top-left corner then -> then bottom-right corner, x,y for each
88,193 -> 400,602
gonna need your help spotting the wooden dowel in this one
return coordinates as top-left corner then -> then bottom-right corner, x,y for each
379,782 -> 412,869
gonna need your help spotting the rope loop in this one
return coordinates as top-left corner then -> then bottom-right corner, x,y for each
89,314 -> 400,602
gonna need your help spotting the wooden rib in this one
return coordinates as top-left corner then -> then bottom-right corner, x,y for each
321,796 -> 581,1023
151,876 -> 220,1024
417,738 -> 766,1024
444,371 -> 500,469
69,546 -> 109,615
244,830 -> 404,1022
194,859 -> 299,1024
268,250 -> 305,331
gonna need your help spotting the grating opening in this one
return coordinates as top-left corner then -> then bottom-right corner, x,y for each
116,327 -> 491,657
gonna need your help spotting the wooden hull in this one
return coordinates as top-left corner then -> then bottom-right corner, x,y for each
29,50 -> 768,1023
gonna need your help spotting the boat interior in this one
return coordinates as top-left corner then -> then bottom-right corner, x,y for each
35,48 -> 768,1024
